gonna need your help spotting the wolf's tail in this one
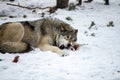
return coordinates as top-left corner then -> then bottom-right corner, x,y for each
0,42 -> 32,54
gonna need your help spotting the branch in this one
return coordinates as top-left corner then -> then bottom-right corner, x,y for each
7,3 -> 50,10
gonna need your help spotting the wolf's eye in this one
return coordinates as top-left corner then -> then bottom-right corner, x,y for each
67,36 -> 69,38
63,36 -> 68,40
68,35 -> 71,39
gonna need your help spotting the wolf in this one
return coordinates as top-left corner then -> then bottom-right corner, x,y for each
0,18 -> 78,56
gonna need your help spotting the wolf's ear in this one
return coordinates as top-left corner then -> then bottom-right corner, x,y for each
60,23 -> 68,31
60,23 -> 66,31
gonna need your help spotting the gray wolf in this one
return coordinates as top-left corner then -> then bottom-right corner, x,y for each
0,18 -> 78,56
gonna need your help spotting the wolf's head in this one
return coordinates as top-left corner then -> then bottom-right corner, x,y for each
55,29 -> 78,49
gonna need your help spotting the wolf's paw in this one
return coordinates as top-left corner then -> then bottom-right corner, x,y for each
61,53 -> 69,57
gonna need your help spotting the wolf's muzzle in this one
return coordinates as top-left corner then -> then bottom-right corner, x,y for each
59,43 -> 72,49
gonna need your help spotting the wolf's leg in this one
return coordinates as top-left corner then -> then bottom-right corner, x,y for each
0,42 -> 32,53
38,35 -> 67,56
38,44 -> 67,56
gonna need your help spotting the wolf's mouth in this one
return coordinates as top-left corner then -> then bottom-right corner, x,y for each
59,45 -> 65,49
59,44 -> 72,49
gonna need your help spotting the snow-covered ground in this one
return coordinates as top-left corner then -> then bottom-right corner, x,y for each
0,0 -> 120,80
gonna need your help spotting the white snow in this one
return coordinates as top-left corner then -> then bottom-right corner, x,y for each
0,0 -> 120,80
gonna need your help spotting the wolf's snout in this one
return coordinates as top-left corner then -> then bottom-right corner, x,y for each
59,45 -> 65,49
67,43 -> 71,48
59,43 -> 71,49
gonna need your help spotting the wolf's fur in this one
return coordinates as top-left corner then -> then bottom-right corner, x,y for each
0,18 -> 78,56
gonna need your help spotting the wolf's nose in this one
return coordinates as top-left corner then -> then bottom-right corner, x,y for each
67,44 -> 71,48
59,45 -> 65,49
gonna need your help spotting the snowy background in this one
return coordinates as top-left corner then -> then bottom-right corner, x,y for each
0,0 -> 120,80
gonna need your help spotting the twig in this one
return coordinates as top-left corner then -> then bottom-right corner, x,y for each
79,44 -> 88,46
88,21 -> 95,29
7,3 -> 50,10
12,55 -> 19,63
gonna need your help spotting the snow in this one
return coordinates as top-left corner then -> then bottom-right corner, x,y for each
0,0 -> 120,80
